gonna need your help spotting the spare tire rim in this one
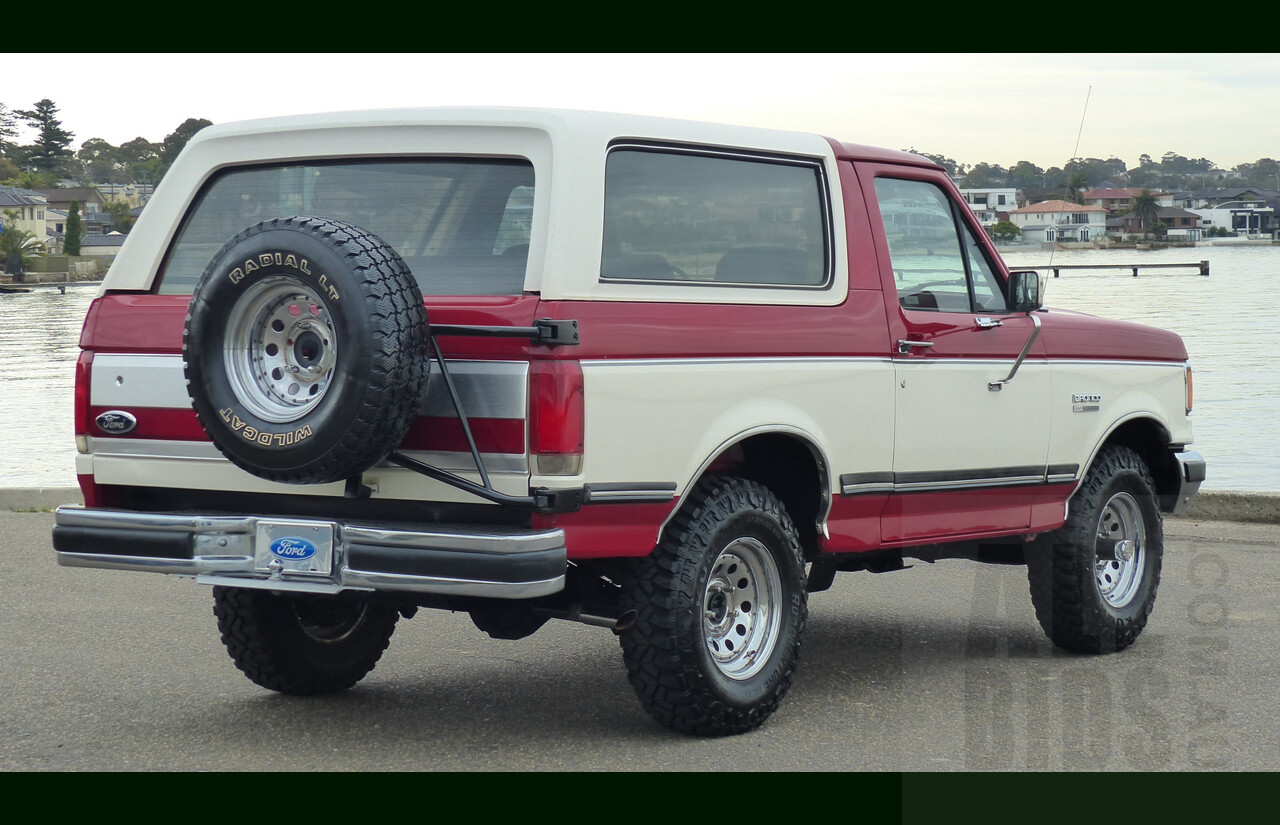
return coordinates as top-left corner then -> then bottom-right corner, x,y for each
224,277 -> 337,423
702,537 -> 783,681
1094,491 -> 1146,608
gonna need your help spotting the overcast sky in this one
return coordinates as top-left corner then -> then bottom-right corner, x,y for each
6,53 -> 1279,172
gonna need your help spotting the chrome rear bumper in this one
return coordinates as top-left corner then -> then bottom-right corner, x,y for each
53,506 -> 566,599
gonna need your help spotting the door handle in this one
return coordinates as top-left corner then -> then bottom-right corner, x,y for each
975,316 -> 1003,329
897,339 -> 935,354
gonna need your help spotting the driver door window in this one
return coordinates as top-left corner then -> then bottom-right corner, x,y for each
873,177 -> 1005,312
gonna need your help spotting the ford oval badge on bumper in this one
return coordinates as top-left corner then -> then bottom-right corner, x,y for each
95,410 -> 137,434
270,536 -> 318,561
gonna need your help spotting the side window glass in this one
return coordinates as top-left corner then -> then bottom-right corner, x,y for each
873,177 -> 1005,312
873,178 -> 968,311
961,220 -> 1006,311
602,147 -> 829,287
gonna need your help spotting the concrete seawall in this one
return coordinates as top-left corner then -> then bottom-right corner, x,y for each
8,486 -> 1280,524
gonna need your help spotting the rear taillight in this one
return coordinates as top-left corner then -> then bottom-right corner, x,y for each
1185,365 -> 1194,415
74,350 -> 93,453
529,360 -> 583,476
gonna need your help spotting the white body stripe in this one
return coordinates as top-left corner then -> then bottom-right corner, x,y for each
565,358 -> 897,496
92,354 -> 192,409
90,354 -> 529,419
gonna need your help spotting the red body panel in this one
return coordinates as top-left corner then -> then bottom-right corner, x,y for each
536,295 -> 890,360
533,501 -> 680,559
822,494 -> 887,550
81,294 -> 188,353
1036,308 -> 1188,362
89,406 -> 208,442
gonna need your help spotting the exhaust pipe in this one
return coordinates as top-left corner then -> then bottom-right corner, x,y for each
534,606 -> 637,634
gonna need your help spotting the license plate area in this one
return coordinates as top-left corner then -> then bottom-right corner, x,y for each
254,520 -> 335,577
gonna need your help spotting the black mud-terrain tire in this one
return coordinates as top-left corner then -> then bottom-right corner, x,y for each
1027,445 -> 1164,654
183,216 -> 429,485
212,586 -> 400,695
620,476 -> 807,736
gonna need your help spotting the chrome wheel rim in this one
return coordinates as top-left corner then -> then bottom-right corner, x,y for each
224,277 -> 337,423
1095,492 -> 1146,608
294,599 -> 367,643
702,537 -> 783,681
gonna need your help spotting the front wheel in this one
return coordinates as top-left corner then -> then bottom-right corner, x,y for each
212,587 -> 400,694
1027,445 -> 1164,653
620,477 -> 807,736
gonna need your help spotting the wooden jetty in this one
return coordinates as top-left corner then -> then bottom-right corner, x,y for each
1036,261 -> 1209,278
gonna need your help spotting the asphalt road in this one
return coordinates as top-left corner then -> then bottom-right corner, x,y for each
3,511 -> 1275,771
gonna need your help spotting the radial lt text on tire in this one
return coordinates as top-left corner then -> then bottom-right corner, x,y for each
183,216 -> 430,485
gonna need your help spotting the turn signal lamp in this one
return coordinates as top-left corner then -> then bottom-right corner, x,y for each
529,360 -> 584,476
75,351 -> 93,453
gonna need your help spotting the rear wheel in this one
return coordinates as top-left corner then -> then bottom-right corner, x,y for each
1027,445 -> 1163,653
620,477 -> 807,736
212,587 -> 400,694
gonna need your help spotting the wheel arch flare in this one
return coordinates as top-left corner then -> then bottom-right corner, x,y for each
665,426 -> 832,560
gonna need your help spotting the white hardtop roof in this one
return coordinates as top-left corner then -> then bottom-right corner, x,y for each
107,107 -> 866,300
182,106 -> 837,157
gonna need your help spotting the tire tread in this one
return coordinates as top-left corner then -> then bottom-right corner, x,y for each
212,586 -> 399,695
620,476 -> 807,736
1027,445 -> 1163,654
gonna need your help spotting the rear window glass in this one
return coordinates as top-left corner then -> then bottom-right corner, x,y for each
158,160 -> 534,295
602,147 -> 829,287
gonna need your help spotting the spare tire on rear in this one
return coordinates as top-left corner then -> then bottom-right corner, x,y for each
183,216 -> 429,485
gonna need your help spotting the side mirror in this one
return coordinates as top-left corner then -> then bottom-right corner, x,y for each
1007,270 -> 1042,313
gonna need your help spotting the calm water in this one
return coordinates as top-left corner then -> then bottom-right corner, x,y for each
1,244 -> 1275,490
0,283 -> 98,489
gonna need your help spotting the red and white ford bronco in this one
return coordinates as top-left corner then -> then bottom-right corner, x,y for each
54,108 -> 1205,736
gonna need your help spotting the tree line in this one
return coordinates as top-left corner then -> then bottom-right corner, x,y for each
907,149 -> 1280,196
0,98 -> 210,191
3,97 -> 1278,197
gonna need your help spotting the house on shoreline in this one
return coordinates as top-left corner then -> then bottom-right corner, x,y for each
0,187 -> 49,249
1111,207 -> 1204,241
1007,200 -> 1108,244
30,188 -> 112,236
997,185 -> 1278,245
1082,187 -> 1175,213
1182,189 -> 1278,238
957,187 -> 1018,227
